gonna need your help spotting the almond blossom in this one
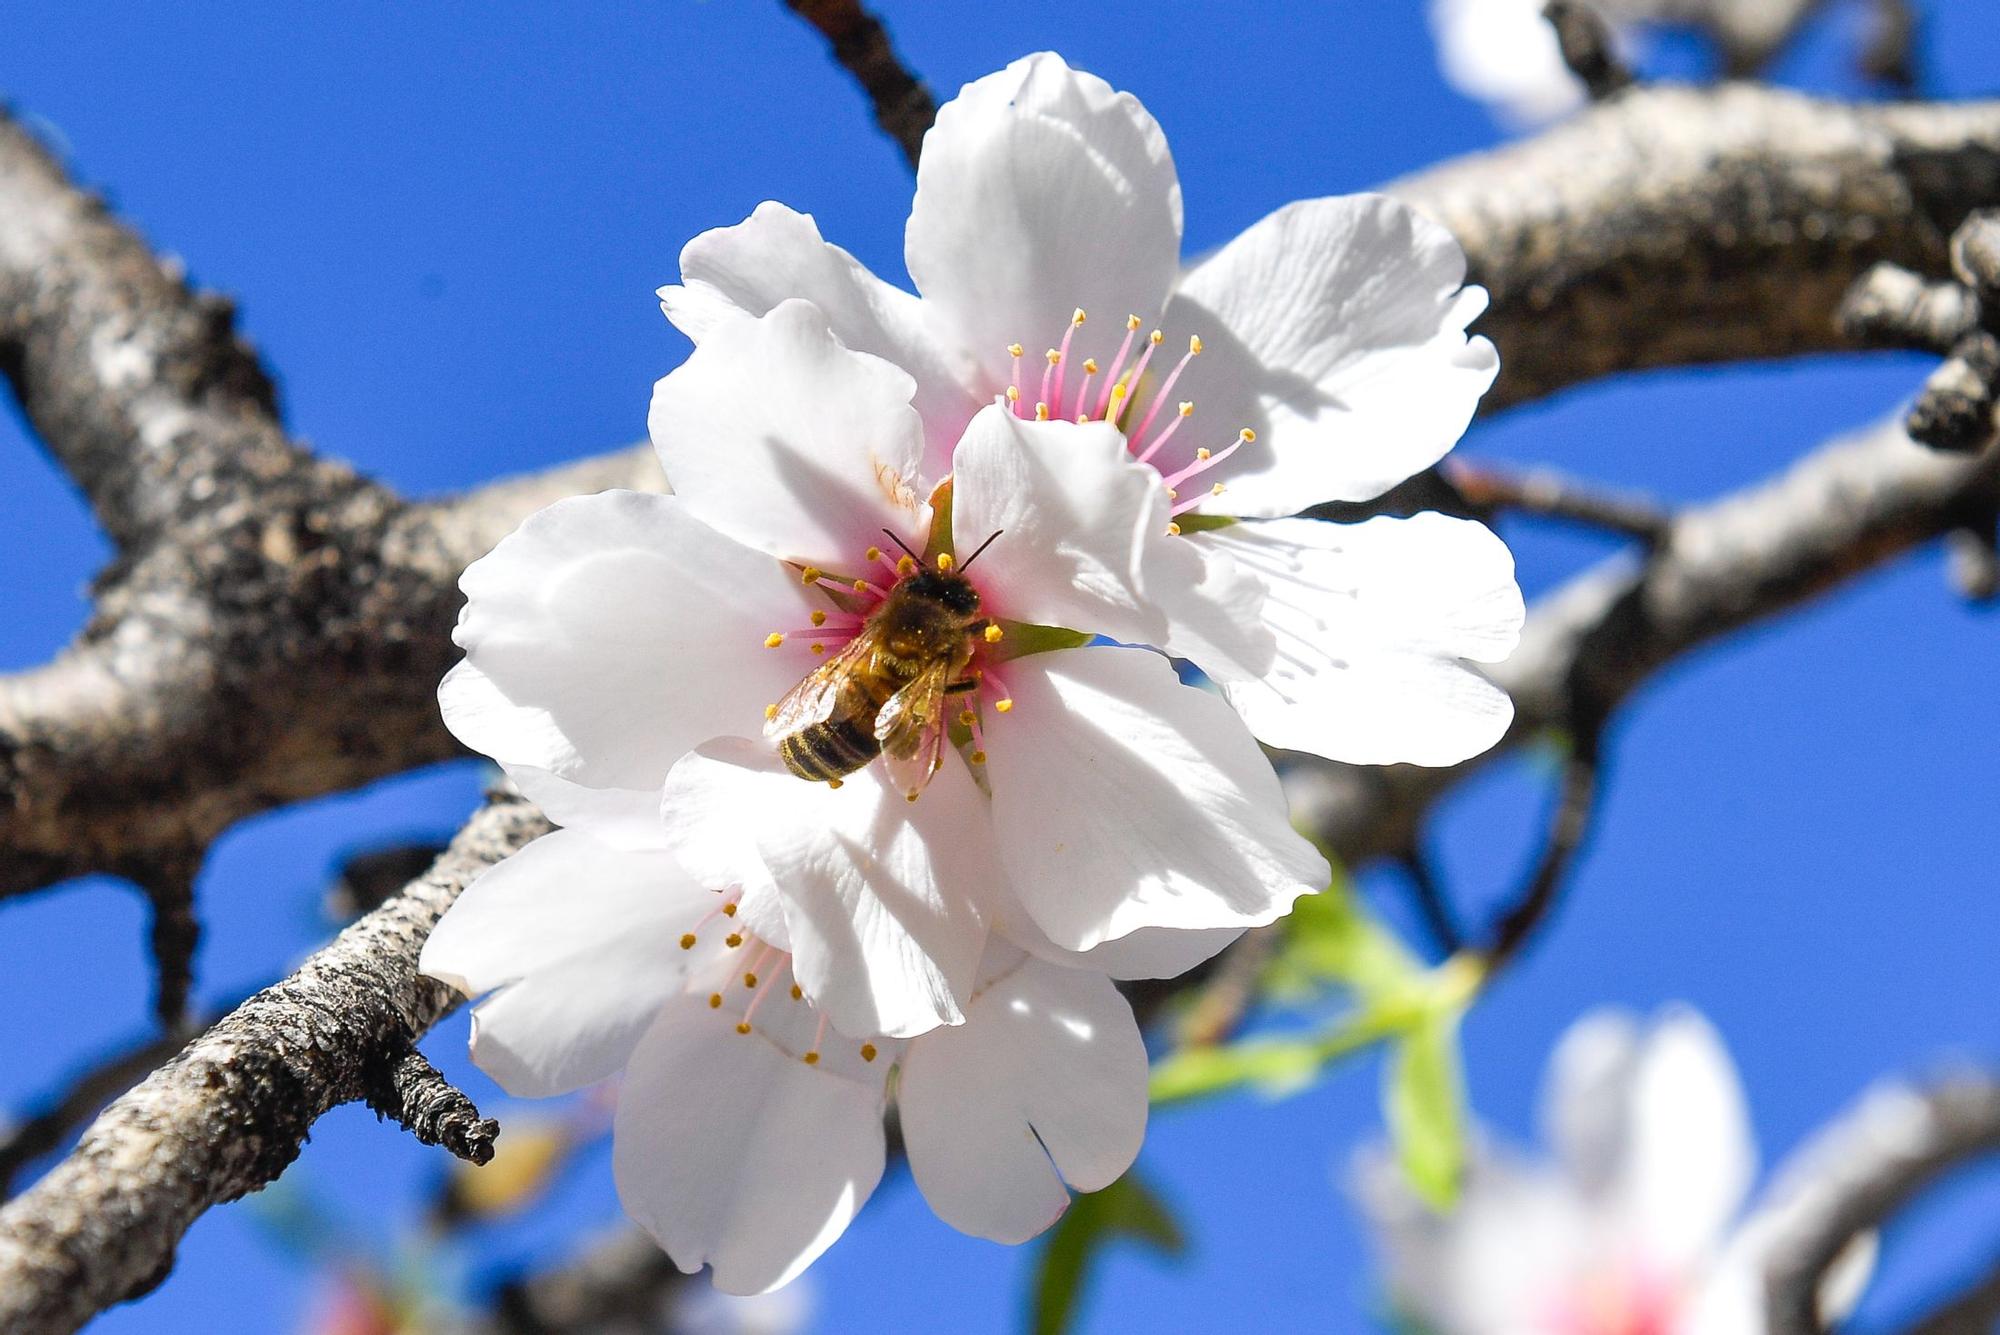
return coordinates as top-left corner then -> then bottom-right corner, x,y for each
1355,1008 -> 1874,1334
420,828 -> 1150,1295
658,51 -> 1523,768
439,297 -> 1326,1042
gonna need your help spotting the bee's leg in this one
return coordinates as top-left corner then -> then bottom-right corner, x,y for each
944,680 -> 979,695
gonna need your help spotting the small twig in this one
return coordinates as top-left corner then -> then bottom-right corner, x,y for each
1951,211 -> 2000,323
781,0 -> 935,170
1446,460 -> 1673,545
1860,0 -> 1921,92
364,1049 -> 498,1167
1544,2 -> 1635,100
136,857 -> 200,1029
1838,263 -> 1981,354
1761,1073 -> 2000,1334
1397,848 -> 1466,959
1484,734 -> 1604,972
1173,929 -> 1285,1049
1907,331 -> 2000,455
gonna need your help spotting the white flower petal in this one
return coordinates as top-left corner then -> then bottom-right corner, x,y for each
441,491 -> 812,844
1538,1008 -> 1643,1205
659,201 -> 982,469
1165,193 -> 1497,513
1430,0 -> 1588,128
420,829 -> 715,1097
647,299 -> 931,566
982,646 -> 1329,951
899,950 -> 1148,1243
660,738 -> 993,1039
949,406 -> 1172,645
1199,514 -> 1522,766
980,880 -> 1243,980
614,998 -> 888,1295
1614,1008 -> 1757,1273
907,53 -> 1182,382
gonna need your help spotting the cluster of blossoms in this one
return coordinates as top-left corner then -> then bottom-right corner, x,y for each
423,52 -> 1523,1293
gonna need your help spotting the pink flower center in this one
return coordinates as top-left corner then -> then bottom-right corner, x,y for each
1540,1262 -> 1682,1335
1000,308 -> 1254,533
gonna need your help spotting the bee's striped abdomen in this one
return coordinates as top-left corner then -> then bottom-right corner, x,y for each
779,716 -> 881,782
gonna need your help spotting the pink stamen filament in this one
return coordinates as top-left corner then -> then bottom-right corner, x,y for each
1117,334 -> 1163,430
1161,432 -> 1248,492
1074,361 -> 1098,422
1038,350 -> 1060,416
1135,404 -> 1192,466
1051,313 -> 1083,418
740,953 -> 787,1030
1133,340 -> 1200,443
1094,319 -> 1142,420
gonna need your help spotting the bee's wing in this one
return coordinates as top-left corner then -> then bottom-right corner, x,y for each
762,632 -> 880,738
874,659 -> 954,798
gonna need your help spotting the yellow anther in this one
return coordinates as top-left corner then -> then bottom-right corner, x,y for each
1109,381 -> 1128,402
1125,314 -> 1142,331
1082,358 -> 1099,374
725,932 -> 744,949
1149,329 -> 1163,345
1178,401 -> 1194,417
995,698 -> 1014,713
744,972 -> 758,988
764,703 -> 778,720
827,777 -> 843,789
736,1021 -> 752,1035
790,984 -> 803,1000
763,632 -> 785,649
970,749 -> 988,765
1167,522 -> 1183,536
1212,482 -> 1226,495
1006,385 -> 1021,402
800,566 -> 822,585
1034,401 -> 1050,421
679,933 -> 697,950
1189,334 -> 1204,355
1168,489 -> 1179,500
905,790 -> 920,803
1072,307 -> 1087,326
896,554 -> 917,576
860,1043 -> 879,1062
1045,348 -> 1061,365
958,709 -> 977,727
810,609 -> 827,627
983,624 -> 1004,644
722,902 -> 738,917
864,546 -> 881,562
850,580 -> 868,594
1196,447 -> 1212,461
1007,342 -> 1024,358
1240,427 -> 1257,443
803,1051 -> 821,1065
811,642 -> 826,655
708,993 -> 723,1009
936,552 -> 956,572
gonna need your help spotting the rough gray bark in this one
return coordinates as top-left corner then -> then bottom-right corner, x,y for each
0,796 -> 548,1335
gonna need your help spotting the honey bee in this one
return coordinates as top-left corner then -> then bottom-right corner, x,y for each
768,531 -> 1002,796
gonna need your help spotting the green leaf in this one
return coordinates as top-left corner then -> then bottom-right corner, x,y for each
1149,1005 -> 1410,1107
1270,879 -> 1424,1004
1028,1172 -> 1185,1335
1384,1005 -> 1469,1212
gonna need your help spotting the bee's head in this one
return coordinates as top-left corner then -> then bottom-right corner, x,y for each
902,567 -> 981,616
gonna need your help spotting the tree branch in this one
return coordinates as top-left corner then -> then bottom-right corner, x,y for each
1757,1073 -> 2000,1334
781,0 -> 935,169
0,795 -> 547,1335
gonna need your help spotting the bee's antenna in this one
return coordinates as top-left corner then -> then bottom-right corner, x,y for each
958,530 -> 1004,571
881,528 -> 924,564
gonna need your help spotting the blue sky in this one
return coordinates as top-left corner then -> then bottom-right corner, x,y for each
1,2 -> 1995,1331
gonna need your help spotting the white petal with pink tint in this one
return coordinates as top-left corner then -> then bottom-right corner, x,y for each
440,491 -> 811,848
981,645 -> 1328,951
1165,193 -> 1497,514
421,829 -> 715,1097
660,738 -> 993,1039
648,299 -> 931,567
900,947 -> 1149,1243
949,405 -> 1172,646
615,997 -> 888,1295
907,52 -> 1182,383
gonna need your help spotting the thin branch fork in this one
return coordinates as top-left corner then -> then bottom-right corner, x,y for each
0,796 -> 548,1335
